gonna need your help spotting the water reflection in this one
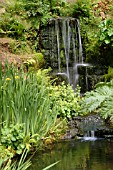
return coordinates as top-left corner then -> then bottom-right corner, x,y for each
28,139 -> 113,170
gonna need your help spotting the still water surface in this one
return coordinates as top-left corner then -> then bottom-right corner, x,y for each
29,139 -> 113,170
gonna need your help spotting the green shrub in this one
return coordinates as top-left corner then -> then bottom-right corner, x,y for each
102,66 -> 113,81
99,19 -> 113,46
50,83 -> 81,118
24,53 -> 45,71
1,123 -> 25,155
70,0 -> 91,18
0,13 -> 26,39
34,69 -> 81,119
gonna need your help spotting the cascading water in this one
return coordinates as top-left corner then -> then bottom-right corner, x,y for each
47,17 -> 89,89
74,63 -> 90,90
83,130 -> 97,141
40,17 -> 107,92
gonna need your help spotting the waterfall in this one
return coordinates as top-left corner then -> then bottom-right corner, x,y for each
83,130 -> 97,141
85,131 -> 95,138
47,17 -> 89,90
91,130 -> 95,138
62,19 -> 70,83
74,63 -> 90,89
76,19 -> 83,63
55,19 -> 61,72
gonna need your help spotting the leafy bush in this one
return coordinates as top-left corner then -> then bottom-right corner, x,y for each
99,19 -> 113,46
102,66 -> 113,81
1,124 -> 25,155
0,13 -> 26,39
79,80 -> 113,122
24,53 -> 45,71
0,0 -> 68,52
50,83 -> 81,118
35,69 -> 81,119
0,0 -> 67,34
70,0 -> 91,18
86,18 -> 113,66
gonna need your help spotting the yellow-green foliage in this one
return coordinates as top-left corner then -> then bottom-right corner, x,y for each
24,53 -> 45,71
102,66 -> 113,81
9,40 -> 32,54
36,68 -> 52,86
1,124 -> 25,155
33,53 -> 45,68
35,69 -> 81,118
50,83 -> 81,118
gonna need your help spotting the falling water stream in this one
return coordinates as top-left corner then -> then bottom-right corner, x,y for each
47,17 -> 90,90
41,17 -> 106,91
83,130 -> 97,141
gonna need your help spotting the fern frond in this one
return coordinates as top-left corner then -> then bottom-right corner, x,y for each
100,98 -> 113,119
80,80 -> 113,119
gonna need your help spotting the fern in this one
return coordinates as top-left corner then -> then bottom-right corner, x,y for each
80,80 -> 113,120
100,98 -> 113,119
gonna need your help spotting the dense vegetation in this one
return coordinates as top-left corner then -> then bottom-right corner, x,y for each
1,0 -> 113,169
0,63 -> 81,169
0,0 -> 68,54
0,0 -> 113,66
1,0 -> 113,67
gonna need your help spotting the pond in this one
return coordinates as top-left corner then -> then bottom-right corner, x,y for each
28,139 -> 113,170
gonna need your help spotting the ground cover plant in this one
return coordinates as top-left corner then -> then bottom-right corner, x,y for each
49,83 -> 81,118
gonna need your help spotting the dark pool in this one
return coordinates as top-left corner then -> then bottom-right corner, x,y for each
28,139 -> 113,170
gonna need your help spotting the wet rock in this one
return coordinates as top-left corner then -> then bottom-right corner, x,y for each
63,114 -> 113,139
